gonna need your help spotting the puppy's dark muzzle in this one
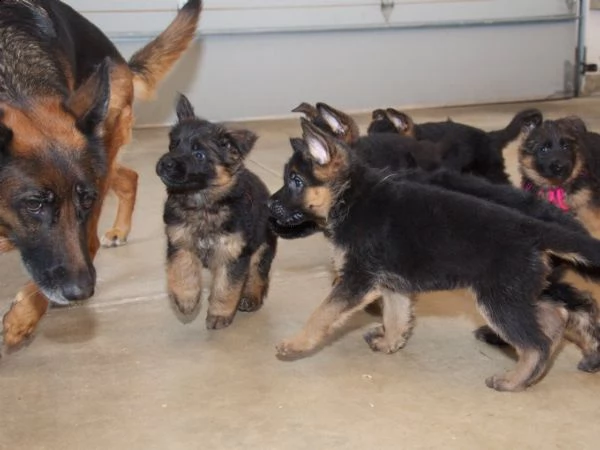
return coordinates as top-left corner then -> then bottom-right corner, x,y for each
267,197 -> 320,239
156,155 -> 185,185
549,161 -> 571,179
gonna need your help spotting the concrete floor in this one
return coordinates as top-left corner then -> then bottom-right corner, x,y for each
2,98 -> 600,449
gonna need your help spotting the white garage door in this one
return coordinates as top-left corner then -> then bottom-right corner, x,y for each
67,0 -> 581,125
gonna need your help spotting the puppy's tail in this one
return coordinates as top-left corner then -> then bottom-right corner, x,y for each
128,0 -> 202,100
539,223 -> 600,269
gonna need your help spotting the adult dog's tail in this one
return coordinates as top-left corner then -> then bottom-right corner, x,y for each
128,0 -> 202,100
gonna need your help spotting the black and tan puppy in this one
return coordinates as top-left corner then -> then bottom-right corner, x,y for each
518,116 -> 600,238
156,95 -> 277,329
268,118 -> 600,392
368,107 -> 543,184
292,102 -> 442,171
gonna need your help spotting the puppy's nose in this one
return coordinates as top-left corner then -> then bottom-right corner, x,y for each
550,161 -> 567,176
160,159 -> 176,170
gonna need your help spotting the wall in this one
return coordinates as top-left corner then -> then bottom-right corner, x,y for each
67,0 -> 579,126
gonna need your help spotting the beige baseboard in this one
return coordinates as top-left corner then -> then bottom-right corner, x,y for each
592,0 -> 600,10
582,73 -> 600,95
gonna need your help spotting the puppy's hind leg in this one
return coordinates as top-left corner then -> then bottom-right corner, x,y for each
477,287 -> 566,392
238,236 -> 277,313
364,289 -> 415,354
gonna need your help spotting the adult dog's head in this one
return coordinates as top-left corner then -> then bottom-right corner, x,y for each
156,94 -> 257,195
520,117 -> 586,187
268,118 -> 351,239
0,60 -> 111,304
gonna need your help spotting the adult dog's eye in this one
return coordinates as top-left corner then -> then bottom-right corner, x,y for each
24,198 -> 43,213
76,185 -> 96,210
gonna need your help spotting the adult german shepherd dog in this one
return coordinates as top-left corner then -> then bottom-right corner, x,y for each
0,0 -> 202,349
268,118 -> 600,392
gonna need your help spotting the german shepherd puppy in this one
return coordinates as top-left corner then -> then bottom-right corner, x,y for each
0,0 -> 202,348
156,95 -> 277,329
292,102 -> 443,171
368,107 -> 543,184
268,118 -> 600,391
517,116 -> 600,238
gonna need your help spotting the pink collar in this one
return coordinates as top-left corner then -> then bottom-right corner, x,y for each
522,180 -> 569,211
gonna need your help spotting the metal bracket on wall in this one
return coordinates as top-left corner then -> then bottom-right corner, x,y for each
381,0 -> 395,23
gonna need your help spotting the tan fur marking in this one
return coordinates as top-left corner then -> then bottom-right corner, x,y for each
2,282 -> 49,347
364,289 -> 415,353
276,289 -> 382,356
568,189 -> 600,239
304,186 -> 333,219
167,249 -> 203,315
241,243 -> 270,306
503,132 -> 529,187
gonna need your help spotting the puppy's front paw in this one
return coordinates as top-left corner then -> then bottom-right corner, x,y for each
275,339 -> 308,360
237,296 -> 263,312
205,314 -> 234,330
485,374 -> 526,392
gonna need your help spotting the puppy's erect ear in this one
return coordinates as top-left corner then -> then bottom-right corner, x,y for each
561,116 -> 587,135
289,137 -> 307,154
175,93 -> 196,122
226,129 -> 258,158
371,109 -> 387,121
316,102 -> 360,144
386,108 -> 415,136
292,102 -> 318,119
66,57 -> 111,135
300,118 -> 336,165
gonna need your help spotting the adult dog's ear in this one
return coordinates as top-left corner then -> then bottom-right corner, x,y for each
225,129 -> 258,159
175,93 -> 196,122
385,108 -> 416,137
66,57 -> 112,136
316,102 -> 360,145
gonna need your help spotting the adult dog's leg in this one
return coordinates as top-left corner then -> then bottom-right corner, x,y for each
2,282 -> 49,347
101,164 -> 138,247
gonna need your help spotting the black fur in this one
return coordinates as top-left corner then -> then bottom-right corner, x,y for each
269,119 -> 600,391
157,95 -> 277,329
368,108 -> 543,184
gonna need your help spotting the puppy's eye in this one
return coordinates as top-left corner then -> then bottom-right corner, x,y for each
289,173 -> 304,190
561,142 -> 570,151
220,138 -> 232,150
193,150 -> 206,161
24,198 -> 43,213
538,146 -> 550,154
